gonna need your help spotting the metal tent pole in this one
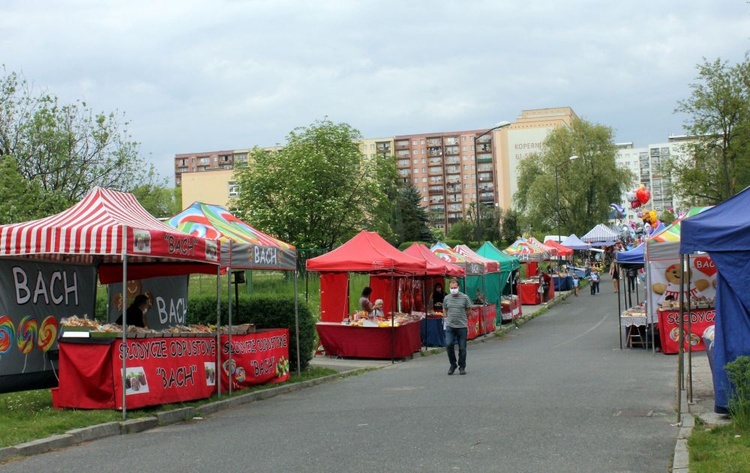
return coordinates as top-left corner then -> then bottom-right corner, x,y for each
121,225 -> 128,421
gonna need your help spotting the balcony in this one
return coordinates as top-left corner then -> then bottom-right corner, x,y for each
429,186 -> 444,195
397,159 -> 411,169
428,167 -> 443,175
428,157 -> 443,165
427,138 -> 442,146
477,153 -> 493,163
479,193 -> 495,203
445,157 -> 460,165
445,166 -> 460,174
446,184 -> 462,194
478,173 -> 493,182
445,145 -> 459,155
428,147 -> 443,157
396,150 -> 410,157
444,137 -> 459,146
395,140 -> 410,149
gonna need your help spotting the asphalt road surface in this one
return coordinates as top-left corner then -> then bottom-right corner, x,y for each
3,279 -> 678,472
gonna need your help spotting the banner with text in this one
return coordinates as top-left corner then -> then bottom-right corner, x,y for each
107,276 -> 189,330
657,309 -> 715,355
220,329 -> 291,390
0,259 -> 97,393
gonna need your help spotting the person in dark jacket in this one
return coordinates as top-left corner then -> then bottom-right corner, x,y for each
116,294 -> 152,327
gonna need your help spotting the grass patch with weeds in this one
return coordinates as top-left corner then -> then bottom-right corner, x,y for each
689,422 -> 750,473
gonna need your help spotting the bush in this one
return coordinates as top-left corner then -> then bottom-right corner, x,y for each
187,295 -> 316,372
726,355 -> 750,429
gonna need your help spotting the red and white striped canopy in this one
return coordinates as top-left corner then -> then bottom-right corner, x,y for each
0,187 -> 220,282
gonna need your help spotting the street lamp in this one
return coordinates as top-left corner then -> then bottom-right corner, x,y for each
473,121 -> 511,242
555,155 -> 579,242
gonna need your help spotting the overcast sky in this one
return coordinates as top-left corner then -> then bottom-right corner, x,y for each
2,0 -> 749,182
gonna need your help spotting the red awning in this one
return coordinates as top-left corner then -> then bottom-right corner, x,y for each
543,240 -> 574,257
306,231 -> 426,274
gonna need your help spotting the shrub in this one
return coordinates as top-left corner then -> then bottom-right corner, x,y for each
187,295 -> 316,372
726,355 -> 750,429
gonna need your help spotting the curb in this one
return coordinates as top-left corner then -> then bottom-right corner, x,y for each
672,390 -> 694,472
1,369 -> 362,463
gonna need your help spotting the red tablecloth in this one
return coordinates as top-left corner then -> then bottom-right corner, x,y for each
657,309 -> 715,355
501,297 -> 522,322
519,282 -> 542,305
54,330 -> 290,410
316,321 -> 422,359
482,304 -> 496,334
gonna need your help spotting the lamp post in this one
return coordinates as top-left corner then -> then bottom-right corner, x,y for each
473,121 -> 511,242
555,155 -> 579,243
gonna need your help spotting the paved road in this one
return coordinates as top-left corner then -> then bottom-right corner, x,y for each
3,280 -> 678,472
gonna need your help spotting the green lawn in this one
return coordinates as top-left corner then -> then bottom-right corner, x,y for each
689,421 -> 750,472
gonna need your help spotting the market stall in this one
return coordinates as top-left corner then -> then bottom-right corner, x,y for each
476,241 -> 521,323
306,232 -> 426,360
402,243 -> 464,347
166,202 -> 301,378
681,188 -> 750,413
0,188 -> 221,416
454,244 -> 501,333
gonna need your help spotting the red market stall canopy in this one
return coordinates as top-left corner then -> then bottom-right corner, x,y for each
403,243 -> 465,277
454,244 -> 500,273
543,239 -> 574,257
167,202 -> 296,271
0,187 -> 220,283
306,231 -> 426,274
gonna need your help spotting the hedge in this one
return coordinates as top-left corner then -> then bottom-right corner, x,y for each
187,295 -> 316,372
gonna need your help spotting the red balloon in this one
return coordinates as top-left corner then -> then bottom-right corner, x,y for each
636,186 -> 650,205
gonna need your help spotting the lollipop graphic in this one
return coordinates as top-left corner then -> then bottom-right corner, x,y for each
17,316 -> 38,373
38,316 -> 59,370
0,315 -> 15,357
38,316 -> 59,352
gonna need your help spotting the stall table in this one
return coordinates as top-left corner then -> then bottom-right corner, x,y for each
53,329 -> 290,410
421,317 -> 445,347
316,321 -> 422,359
657,308 -> 715,355
500,296 -> 522,323
553,275 -> 573,292
519,282 -> 542,305
620,314 -> 648,348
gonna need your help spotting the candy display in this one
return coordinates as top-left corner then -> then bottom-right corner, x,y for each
16,316 -> 38,355
0,315 -> 14,356
60,315 -> 254,337
344,311 -> 422,327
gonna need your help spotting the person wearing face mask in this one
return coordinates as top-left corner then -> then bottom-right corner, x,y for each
443,278 -> 472,375
115,294 -> 152,328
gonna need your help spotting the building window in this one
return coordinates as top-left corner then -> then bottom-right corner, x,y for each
422,167 -> 426,173
464,174 -> 469,180
370,144 -> 375,150
228,181 -> 239,197
463,164 -> 468,170
421,149 -> 425,154
421,158 -> 426,163
414,178 -> 418,184
422,177 -> 427,182
412,140 -> 418,146
461,136 -> 466,142
413,150 -> 418,155
421,139 -> 425,145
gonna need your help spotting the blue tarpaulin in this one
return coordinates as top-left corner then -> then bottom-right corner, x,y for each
615,243 -> 644,264
681,186 -> 750,413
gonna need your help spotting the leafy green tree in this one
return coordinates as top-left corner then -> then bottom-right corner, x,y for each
515,118 -> 634,236
131,184 -> 182,219
233,118 -> 391,250
447,218 -> 474,244
500,208 -> 521,245
0,66 -> 158,214
669,56 -> 750,204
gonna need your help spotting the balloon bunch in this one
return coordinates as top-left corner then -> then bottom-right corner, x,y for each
626,184 -> 651,209
637,209 -> 661,235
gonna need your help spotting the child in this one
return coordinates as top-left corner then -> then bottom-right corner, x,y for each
572,274 -> 579,297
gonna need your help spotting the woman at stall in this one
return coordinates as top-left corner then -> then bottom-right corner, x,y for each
359,286 -> 374,313
431,283 -> 445,311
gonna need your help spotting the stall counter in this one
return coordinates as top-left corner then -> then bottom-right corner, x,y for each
53,329 -> 290,410
316,321 -> 422,359
657,308 -> 715,355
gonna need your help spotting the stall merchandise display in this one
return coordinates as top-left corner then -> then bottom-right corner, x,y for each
60,315 -> 255,338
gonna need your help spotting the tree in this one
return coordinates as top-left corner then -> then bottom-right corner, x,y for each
233,118 -> 391,250
0,66 -> 158,215
669,55 -> 750,205
514,118 -> 634,236
131,184 -> 182,219
500,208 -> 521,245
447,218 -> 474,244
392,183 -> 432,245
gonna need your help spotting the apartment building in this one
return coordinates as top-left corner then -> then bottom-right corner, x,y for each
172,107 -> 578,229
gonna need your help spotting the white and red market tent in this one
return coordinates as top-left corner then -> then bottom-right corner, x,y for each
0,187 -> 222,416
0,187 -> 221,283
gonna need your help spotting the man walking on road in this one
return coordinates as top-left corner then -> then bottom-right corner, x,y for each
444,278 -> 472,375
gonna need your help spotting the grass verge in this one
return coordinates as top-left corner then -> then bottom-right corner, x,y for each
689,421 -> 750,473
0,366 -> 336,448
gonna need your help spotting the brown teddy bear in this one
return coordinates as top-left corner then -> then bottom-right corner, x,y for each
652,263 -> 710,301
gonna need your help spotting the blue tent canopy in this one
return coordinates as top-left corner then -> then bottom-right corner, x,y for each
615,243 -> 644,264
681,185 -> 750,413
